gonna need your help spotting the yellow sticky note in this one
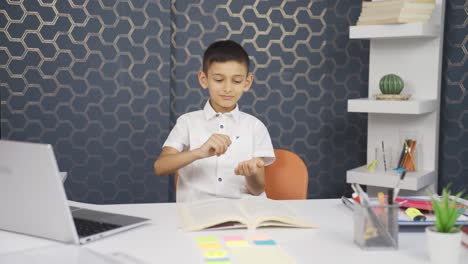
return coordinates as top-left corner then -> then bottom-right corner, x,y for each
196,236 -> 218,243
199,242 -> 221,250
225,240 -> 249,248
204,250 -> 228,259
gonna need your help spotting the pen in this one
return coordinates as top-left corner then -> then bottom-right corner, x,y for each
378,192 -> 385,206
449,195 -> 468,207
388,189 -> 394,205
353,183 -> 370,205
341,196 -> 354,211
350,184 -> 361,203
392,169 -> 407,202
382,141 -> 387,172
352,193 -> 361,204
449,195 -> 468,216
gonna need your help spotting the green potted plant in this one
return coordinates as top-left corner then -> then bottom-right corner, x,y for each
426,187 -> 465,264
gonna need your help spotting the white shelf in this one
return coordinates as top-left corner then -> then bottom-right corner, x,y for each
347,98 -> 438,114
346,165 -> 436,191
349,23 -> 440,39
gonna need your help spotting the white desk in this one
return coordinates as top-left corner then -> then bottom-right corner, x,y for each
0,199 -> 466,263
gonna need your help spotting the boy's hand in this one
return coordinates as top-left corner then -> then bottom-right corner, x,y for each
234,158 -> 264,177
197,134 -> 231,158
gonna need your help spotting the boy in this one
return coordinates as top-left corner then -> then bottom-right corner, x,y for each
154,40 -> 275,202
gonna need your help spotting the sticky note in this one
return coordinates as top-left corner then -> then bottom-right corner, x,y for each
225,240 -> 249,247
205,260 -> 232,264
253,240 -> 277,246
222,235 -> 244,241
199,242 -> 222,250
204,250 -> 228,259
196,236 -> 218,243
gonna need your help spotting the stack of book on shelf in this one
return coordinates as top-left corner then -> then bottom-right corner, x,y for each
356,0 -> 436,26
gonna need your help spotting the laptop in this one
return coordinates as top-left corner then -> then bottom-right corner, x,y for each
0,140 -> 150,244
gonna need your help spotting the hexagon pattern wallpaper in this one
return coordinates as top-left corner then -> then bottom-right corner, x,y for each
0,0 -> 466,203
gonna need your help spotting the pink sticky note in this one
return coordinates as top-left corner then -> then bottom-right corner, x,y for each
223,235 -> 244,241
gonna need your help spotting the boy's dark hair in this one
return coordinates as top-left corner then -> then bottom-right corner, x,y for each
202,40 -> 250,74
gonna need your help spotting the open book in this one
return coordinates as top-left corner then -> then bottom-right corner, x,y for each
177,197 -> 317,231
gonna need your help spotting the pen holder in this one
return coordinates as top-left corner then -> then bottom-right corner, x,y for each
353,203 -> 399,250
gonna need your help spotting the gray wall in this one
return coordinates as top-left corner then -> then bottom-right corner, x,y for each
0,1 -> 466,203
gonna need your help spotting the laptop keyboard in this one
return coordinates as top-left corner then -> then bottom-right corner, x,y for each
73,217 -> 122,237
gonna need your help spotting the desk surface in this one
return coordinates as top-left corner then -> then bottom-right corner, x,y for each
0,199 -> 466,264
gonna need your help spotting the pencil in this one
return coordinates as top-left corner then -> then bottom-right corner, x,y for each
403,140 -> 417,171
382,141 -> 387,172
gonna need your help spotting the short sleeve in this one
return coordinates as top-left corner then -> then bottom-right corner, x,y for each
163,115 -> 189,152
253,120 -> 275,166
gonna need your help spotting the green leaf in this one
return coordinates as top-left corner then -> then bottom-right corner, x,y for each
431,186 -> 466,233
431,197 -> 443,232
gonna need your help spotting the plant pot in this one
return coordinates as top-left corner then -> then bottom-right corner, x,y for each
426,226 -> 462,264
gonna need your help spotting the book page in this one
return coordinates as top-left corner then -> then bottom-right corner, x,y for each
238,198 -> 316,229
177,198 -> 248,231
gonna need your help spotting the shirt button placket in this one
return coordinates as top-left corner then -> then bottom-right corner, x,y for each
216,114 -> 224,195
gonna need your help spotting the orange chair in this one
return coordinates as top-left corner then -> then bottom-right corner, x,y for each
264,149 -> 309,200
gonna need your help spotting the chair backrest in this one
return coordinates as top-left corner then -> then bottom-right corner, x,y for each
174,149 -> 309,200
264,149 -> 308,200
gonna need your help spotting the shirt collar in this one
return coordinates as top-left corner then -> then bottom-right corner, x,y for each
203,100 -> 240,123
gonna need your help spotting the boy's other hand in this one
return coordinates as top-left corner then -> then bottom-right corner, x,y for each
234,158 -> 264,177
197,133 -> 231,158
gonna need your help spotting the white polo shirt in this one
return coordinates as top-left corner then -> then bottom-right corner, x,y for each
163,101 -> 276,202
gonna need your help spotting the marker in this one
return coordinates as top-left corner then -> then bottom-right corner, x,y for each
405,207 -> 426,221
392,168 -> 407,203
350,184 -> 361,203
377,192 -> 385,206
352,193 -> 361,204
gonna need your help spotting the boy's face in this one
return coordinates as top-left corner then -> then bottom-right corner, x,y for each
198,61 -> 253,113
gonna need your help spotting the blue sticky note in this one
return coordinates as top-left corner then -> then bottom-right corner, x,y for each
205,257 -> 231,263
253,240 -> 276,246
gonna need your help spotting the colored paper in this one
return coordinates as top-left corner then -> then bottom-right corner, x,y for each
204,250 -> 228,259
199,242 -> 222,250
253,240 -> 276,246
196,236 -> 218,243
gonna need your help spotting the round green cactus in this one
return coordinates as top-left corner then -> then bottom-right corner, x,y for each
379,74 -> 404,95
